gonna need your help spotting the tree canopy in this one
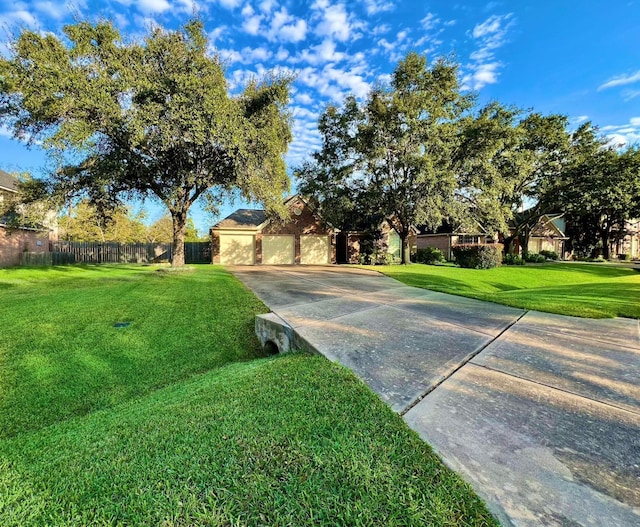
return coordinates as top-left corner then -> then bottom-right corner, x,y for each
0,20 -> 293,265
297,52 -> 472,264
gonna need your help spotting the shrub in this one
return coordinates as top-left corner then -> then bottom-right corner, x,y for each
380,252 -> 399,265
618,253 -> 631,261
451,244 -> 502,269
413,247 -> 445,265
502,253 -> 524,266
539,250 -> 559,260
523,252 -> 546,263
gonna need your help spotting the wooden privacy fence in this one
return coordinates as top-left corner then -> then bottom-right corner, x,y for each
20,241 -> 212,266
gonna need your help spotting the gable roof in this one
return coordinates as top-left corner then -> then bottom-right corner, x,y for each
0,170 -> 18,193
531,214 -> 567,238
213,209 -> 267,229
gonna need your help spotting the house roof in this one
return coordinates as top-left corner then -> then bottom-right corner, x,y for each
0,170 -> 18,193
213,208 -> 267,229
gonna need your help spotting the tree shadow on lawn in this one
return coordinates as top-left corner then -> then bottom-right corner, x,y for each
516,263 -> 637,278
495,283 -> 640,319
383,271 -> 480,295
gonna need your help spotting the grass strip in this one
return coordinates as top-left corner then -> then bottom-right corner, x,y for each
0,354 -> 498,527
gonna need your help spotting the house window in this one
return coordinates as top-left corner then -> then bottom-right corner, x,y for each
460,235 -> 480,244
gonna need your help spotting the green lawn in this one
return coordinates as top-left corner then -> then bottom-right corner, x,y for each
0,265 -> 497,526
372,262 -> 640,319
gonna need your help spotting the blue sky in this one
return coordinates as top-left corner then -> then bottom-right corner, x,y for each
1,0 -> 639,233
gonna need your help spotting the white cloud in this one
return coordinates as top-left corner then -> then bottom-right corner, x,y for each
296,92 -> 314,105
298,38 -> 345,65
208,26 -> 227,44
2,9 -> 39,28
598,70 -> 640,91
362,0 -> 394,15
218,0 -> 242,9
421,12 -> 440,31
371,23 -> 390,36
602,118 -> 640,148
472,15 -> 502,38
275,47 -> 289,61
313,2 -> 355,42
258,0 -> 277,13
243,14 -> 263,35
138,0 -> 171,14
266,7 -> 307,42
623,90 -> 640,101
0,125 -> 14,139
219,48 -> 243,63
573,115 -> 590,124
242,46 -> 271,63
279,18 -> 307,42
472,62 -> 500,86
33,1 -> 67,19
463,13 -> 514,90
176,0 -> 197,13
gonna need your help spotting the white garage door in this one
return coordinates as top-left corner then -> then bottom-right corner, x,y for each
220,234 -> 255,265
263,235 -> 295,265
301,235 -> 330,264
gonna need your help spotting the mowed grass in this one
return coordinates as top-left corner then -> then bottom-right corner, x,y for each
0,265 -> 498,526
373,262 -> 640,319
0,265 -> 268,438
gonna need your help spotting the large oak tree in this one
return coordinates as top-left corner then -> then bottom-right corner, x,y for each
298,52 -> 472,264
0,20 -> 292,265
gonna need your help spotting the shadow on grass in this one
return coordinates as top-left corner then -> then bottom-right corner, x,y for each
0,266 -> 270,438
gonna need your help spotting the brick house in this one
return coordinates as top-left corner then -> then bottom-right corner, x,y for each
0,169 -> 54,267
211,195 -> 336,265
416,220 -> 493,261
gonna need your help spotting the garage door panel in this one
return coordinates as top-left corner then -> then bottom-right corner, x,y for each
263,235 -> 294,265
301,235 -> 330,264
220,234 -> 255,265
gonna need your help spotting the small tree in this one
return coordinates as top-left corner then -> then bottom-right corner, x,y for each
0,20 -> 292,266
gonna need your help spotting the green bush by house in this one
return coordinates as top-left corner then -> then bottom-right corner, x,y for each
452,244 -> 502,269
413,247 -> 445,265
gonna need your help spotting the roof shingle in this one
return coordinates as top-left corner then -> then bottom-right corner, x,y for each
0,170 -> 18,192
214,209 -> 267,229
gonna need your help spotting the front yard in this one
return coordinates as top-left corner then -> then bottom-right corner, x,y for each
373,262 -> 640,319
0,265 -> 497,526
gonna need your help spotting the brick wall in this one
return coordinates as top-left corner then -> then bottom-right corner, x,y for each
262,198 -> 334,264
417,235 -> 453,260
0,227 -> 50,267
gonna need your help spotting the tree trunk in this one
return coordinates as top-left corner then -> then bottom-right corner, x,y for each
520,227 -> 531,256
601,230 -> 610,260
171,210 -> 187,266
400,230 -> 410,265
502,235 -> 515,255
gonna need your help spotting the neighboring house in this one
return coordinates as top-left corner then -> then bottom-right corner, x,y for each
336,221 -> 418,264
211,195 -> 420,265
211,195 -> 336,265
510,213 -> 569,257
0,169 -> 53,267
416,219 -> 494,261
610,218 -> 640,259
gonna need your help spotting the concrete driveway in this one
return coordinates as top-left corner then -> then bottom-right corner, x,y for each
231,265 -> 640,527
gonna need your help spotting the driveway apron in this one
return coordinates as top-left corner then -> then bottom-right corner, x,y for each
231,265 -> 640,527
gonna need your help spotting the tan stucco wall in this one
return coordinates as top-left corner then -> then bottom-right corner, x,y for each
0,226 -> 50,267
